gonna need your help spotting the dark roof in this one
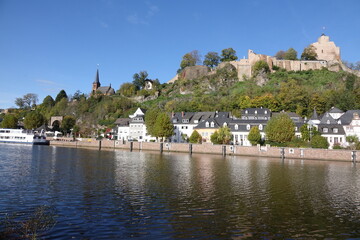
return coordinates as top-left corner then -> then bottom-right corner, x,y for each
338,110 -> 360,125
272,112 -> 304,123
320,112 -> 338,124
228,119 -> 267,132
318,124 -> 345,135
328,106 -> 344,114
194,117 -> 231,129
114,118 -> 130,126
171,112 -> 224,124
93,69 -> 100,84
97,86 -> 115,95
310,108 -> 319,120
241,108 -> 271,119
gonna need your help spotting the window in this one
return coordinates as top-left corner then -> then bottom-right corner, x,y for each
223,122 -> 227,127
235,124 -> 238,130
245,110 -> 248,114
295,127 -> 298,131
182,119 -> 189,123
323,128 -> 328,133
259,124 -> 263,130
327,120 -> 330,124
265,110 -> 267,114
246,124 -> 250,130
211,122 -> 214,127
205,122 -> 209,127
333,128 -> 338,133
255,110 -> 257,114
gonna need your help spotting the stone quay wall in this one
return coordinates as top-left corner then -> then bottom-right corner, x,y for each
50,139 -> 359,162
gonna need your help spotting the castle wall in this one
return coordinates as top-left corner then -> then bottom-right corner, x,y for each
311,35 -> 340,61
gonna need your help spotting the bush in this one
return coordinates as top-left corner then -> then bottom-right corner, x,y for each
310,135 -> 329,149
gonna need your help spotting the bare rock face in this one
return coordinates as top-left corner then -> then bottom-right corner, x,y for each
180,65 -> 210,80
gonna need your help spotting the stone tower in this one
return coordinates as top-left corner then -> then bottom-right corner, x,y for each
311,34 -> 340,61
92,69 -> 101,94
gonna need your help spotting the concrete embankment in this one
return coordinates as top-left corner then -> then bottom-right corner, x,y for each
49,138 -> 359,162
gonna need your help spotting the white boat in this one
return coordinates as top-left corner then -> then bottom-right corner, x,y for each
0,128 -> 49,145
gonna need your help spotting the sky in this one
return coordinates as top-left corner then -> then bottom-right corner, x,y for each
0,0 -> 359,109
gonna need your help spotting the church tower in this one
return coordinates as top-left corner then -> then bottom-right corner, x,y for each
92,69 -> 101,94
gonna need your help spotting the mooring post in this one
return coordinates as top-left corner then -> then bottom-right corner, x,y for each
280,147 -> 285,160
352,151 -> 356,163
130,142 -> 133,152
222,145 -> 226,156
189,144 -> 193,155
160,143 -> 163,153
99,140 -> 102,151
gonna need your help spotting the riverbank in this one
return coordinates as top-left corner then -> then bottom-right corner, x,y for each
49,138 -> 359,162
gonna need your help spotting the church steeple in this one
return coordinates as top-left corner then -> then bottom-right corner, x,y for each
92,69 -> 101,93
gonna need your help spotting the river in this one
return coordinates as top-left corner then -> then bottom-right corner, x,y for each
0,144 -> 360,239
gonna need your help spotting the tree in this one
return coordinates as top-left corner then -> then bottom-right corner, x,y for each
265,113 -> 295,144
42,95 -> 55,108
1,114 -> 18,128
310,135 -> 329,149
15,93 -> 38,109
284,48 -> 298,60
220,48 -> 238,62
24,111 -> 45,129
189,130 -> 202,143
248,126 -> 262,145
119,83 -> 136,97
72,90 -> 85,101
252,60 -> 270,76
301,45 -> 318,60
145,107 -> 161,137
153,112 -> 174,141
203,52 -> 220,68
132,71 -> 149,90
274,50 -> 286,60
180,50 -> 201,70
55,90 -> 68,103
210,126 -> 232,144
61,115 -> 76,134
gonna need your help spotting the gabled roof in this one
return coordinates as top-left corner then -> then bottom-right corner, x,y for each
194,117 -> 231,129
338,110 -> 360,125
97,86 -> 115,95
320,112 -> 338,124
272,112 -> 304,123
114,118 -> 130,126
328,106 -> 344,114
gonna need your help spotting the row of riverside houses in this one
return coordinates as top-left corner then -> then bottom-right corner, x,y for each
113,106 -> 360,149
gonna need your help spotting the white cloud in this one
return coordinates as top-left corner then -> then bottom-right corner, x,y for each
36,79 -> 60,85
126,3 -> 159,25
127,14 -> 148,25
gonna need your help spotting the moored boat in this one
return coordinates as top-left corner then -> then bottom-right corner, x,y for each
0,128 -> 49,145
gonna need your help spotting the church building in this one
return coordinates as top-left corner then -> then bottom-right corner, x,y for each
92,69 -> 115,96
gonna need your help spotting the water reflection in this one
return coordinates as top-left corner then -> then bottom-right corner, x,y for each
1,145 -> 360,239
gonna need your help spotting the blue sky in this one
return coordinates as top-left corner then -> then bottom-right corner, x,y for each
0,0 -> 359,109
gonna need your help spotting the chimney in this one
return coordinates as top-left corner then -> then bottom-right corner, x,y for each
182,112 -> 184,117
171,112 -> 174,118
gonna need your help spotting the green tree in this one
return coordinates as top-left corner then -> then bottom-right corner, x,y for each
277,79 -> 308,112
61,115 -> 76,134
203,52 -> 220,68
1,114 -> 18,128
153,112 -> 174,141
15,93 -> 38,109
145,107 -> 161,137
55,90 -> 68,103
248,126 -> 262,145
252,60 -> 270,76
42,95 -> 55,108
301,45 -> 318,60
189,130 -> 202,143
284,48 -> 298,60
119,83 -> 137,97
180,50 -> 201,70
132,71 -> 148,90
210,126 -> 232,144
265,113 -> 295,144
310,135 -> 329,149
24,111 -> 45,129
220,48 -> 238,62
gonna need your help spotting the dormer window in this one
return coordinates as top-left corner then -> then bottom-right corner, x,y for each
173,119 -> 177,123
259,124 -> 263,130
205,122 -> 209,127
295,127 -> 298,131
333,128 -> 338,133
194,120 -> 198,123
223,122 -> 227,127
211,122 -> 214,127
323,128 -> 328,133
255,110 -> 257,114
235,124 -> 238,130
245,110 -> 248,114
265,110 -> 267,114
182,119 -> 189,123
327,120 -> 330,124
246,124 -> 250,130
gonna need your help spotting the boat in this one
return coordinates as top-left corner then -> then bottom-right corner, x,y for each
0,128 -> 49,145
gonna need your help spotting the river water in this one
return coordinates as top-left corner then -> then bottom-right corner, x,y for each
0,144 -> 360,239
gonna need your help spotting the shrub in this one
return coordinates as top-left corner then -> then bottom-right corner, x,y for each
310,135 -> 329,149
